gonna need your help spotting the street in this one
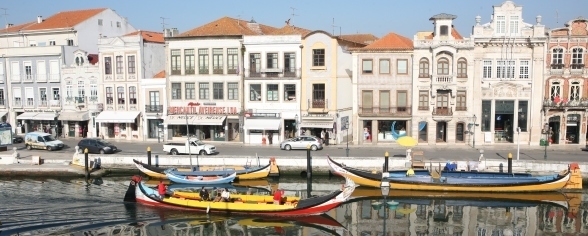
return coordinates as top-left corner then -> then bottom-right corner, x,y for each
8,138 -> 588,163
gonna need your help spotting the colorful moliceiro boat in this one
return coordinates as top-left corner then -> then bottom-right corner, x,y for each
124,176 -> 356,216
166,171 -> 237,185
327,156 -> 582,192
133,158 -> 278,180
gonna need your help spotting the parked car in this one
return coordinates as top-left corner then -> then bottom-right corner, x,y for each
77,138 -> 118,154
24,132 -> 64,151
163,139 -> 217,155
13,135 -> 23,144
280,136 -> 323,151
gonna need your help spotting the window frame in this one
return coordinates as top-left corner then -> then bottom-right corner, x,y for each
551,48 -> 564,68
266,84 -> 279,101
213,82 -> 224,100
419,58 -> 429,78
185,82 -> 195,100
283,84 -> 296,102
171,49 -> 181,75
457,58 -> 467,78
362,59 -> 373,74
519,60 -> 529,79
105,87 -> 113,104
104,57 -> 112,75
312,49 -> 325,67
129,86 -> 137,104
572,48 -> 584,69
127,55 -> 136,74
184,49 -> 195,74
199,83 -> 209,100
437,58 -> 449,75
249,84 -> 262,101
266,53 -> 278,69
570,81 -> 581,101
397,59 -> 408,75
418,90 -> 429,110
312,84 -> 326,108
227,48 -> 238,74
198,48 -> 209,74
212,48 -> 223,74
171,83 -> 182,100
379,59 -> 390,74
227,82 -> 238,100
115,55 -> 123,74
456,90 -> 466,111
117,86 -> 125,104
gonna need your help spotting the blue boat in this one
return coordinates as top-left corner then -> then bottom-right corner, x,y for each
166,170 -> 236,185
383,172 -> 560,185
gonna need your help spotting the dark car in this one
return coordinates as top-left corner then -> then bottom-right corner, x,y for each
77,138 -> 118,154
13,135 -> 23,144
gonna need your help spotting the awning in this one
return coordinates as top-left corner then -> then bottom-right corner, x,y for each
0,111 -> 7,118
16,112 -> 38,120
245,118 -> 281,130
95,111 -> 141,123
30,113 -> 58,121
192,115 -> 226,126
299,121 -> 334,129
166,115 -> 191,125
58,112 -> 90,121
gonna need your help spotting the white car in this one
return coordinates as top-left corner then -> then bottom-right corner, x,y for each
163,139 -> 217,155
280,136 -> 323,151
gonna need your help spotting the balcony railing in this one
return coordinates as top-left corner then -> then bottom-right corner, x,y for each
13,99 -> 22,107
199,68 -> 209,74
358,106 -> 412,116
246,68 -> 301,78
145,105 -> 164,113
311,99 -> 326,109
0,99 -> 5,106
455,106 -> 468,111
89,96 -> 98,102
432,107 -> 453,116
50,100 -> 60,107
543,99 -> 588,108
39,100 -> 48,107
434,75 -> 454,83
213,67 -> 223,74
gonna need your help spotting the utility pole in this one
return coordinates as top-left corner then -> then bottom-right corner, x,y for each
331,18 -> 338,36
160,17 -> 169,32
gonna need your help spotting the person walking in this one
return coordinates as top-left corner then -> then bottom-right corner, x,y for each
324,130 -> 330,146
268,132 -> 273,145
320,130 -> 325,144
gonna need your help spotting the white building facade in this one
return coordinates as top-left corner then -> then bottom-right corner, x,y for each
141,71 -> 167,142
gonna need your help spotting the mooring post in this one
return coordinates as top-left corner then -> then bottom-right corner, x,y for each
384,151 -> 389,173
507,152 -> 512,174
155,154 -> 159,167
147,146 -> 152,166
306,144 -> 312,179
84,148 -> 89,179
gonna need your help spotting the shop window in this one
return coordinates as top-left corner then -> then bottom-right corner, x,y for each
378,120 -> 406,141
418,122 -> 428,142
481,100 -> 492,132
518,101 -> 528,132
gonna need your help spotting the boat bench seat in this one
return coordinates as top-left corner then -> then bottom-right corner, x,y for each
411,151 -> 426,169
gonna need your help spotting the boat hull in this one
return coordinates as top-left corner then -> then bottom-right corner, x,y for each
133,159 -> 274,180
327,156 -> 574,192
166,171 -> 237,185
172,191 -> 300,203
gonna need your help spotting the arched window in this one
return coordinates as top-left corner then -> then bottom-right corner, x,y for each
572,48 -> 584,69
457,58 -> 467,78
570,81 -> 581,101
437,58 -> 449,75
550,81 -> 561,100
419,58 -> 429,78
456,122 -> 465,142
551,48 -> 564,68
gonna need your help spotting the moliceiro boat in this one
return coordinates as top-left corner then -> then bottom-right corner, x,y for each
166,170 -> 237,185
327,156 -> 582,192
133,157 -> 279,180
124,176 -> 356,216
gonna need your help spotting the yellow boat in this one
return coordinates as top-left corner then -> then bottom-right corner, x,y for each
328,156 -> 582,192
133,158 -> 279,180
172,191 -> 300,203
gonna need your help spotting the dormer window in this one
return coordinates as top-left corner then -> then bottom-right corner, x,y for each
440,26 -> 449,36
496,16 -> 506,34
509,16 -> 519,34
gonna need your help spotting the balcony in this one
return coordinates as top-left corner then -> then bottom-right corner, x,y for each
13,99 -> 22,107
434,75 -> 454,84
145,105 -> 164,113
571,64 -> 585,75
48,73 -> 60,82
311,99 -> 326,109
432,107 -> 453,116
358,106 -> 412,117
38,100 -> 48,107
88,96 -> 99,102
199,68 -> 209,74
50,100 -> 60,108
75,96 -> 86,104
550,64 -> 564,75
543,99 -> 588,109
25,99 -> 34,107
245,68 -> 300,78
213,67 -> 223,74
455,106 -> 468,111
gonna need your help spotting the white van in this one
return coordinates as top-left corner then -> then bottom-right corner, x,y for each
25,132 -> 64,151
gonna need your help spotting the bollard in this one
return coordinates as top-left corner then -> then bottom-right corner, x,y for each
147,146 -> 152,166
507,153 -> 512,174
499,163 -> 504,173
84,148 -> 89,179
155,154 -> 159,167
306,144 -> 312,179
383,151 -> 389,173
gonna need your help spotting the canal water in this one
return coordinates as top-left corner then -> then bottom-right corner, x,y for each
0,176 -> 586,236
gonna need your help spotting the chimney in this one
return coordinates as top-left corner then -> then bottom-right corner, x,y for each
5,23 -> 13,29
37,16 -> 43,24
164,28 -> 171,37
171,28 -> 179,36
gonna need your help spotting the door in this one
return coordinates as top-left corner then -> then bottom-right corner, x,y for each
436,92 -> 449,115
456,123 -> 464,142
436,122 -> 446,142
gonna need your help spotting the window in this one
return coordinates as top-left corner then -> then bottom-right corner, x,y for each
379,59 -> 390,74
77,81 -> 85,102
551,48 -> 563,68
362,59 -> 373,74
496,16 -> 506,34
312,84 -> 325,108
570,82 -> 581,101
105,87 -> 113,104
440,25 -> 448,36
481,100 -> 492,132
198,49 -> 209,74
249,84 -> 261,101
397,59 -> 407,74
52,88 -> 60,101
13,88 -> 21,106
98,19 -> 103,26
418,122 -> 428,142
250,53 -> 261,75
284,52 -> 296,76
550,81 -> 561,100
362,90 -> 373,112
509,16 -> 519,34
519,60 -> 529,79
572,48 -> 584,69
0,89 -> 4,105
418,90 -> 429,110
437,58 -> 449,75
213,83 -> 223,100
199,83 -> 209,100
506,60 -> 515,78
227,48 -> 238,74
116,56 -> 123,74
436,91 -> 449,109
228,82 -> 238,100
397,91 -> 407,112
66,82 -> 73,99
49,40 -> 55,46
90,84 -> 98,101
483,60 -> 492,79
284,84 -> 296,101
456,123 -> 464,142
184,49 -> 196,75
213,48 -> 223,74
267,53 -> 278,69
117,86 -> 125,104
457,58 -> 467,78
129,86 -> 137,104
456,91 -> 466,111
149,91 -> 160,106
127,55 -> 135,74
171,83 -> 181,100
104,57 -> 112,74
24,62 -> 32,80
518,101 -> 528,132
116,21 -> 121,27
29,40 -> 36,47
67,39 -> 74,46
267,84 -> 278,101
419,58 -> 429,78
312,49 -> 325,67
380,91 -> 390,113
25,88 -> 33,106
185,83 -> 195,99
171,49 -> 181,75
497,60 -> 506,79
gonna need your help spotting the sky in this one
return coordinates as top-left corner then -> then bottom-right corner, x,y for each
1,0 -> 587,39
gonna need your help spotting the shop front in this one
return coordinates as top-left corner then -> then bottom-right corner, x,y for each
480,99 -> 529,144
166,103 -> 240,142
16,112 -> 59,136
58,111 -> 90,138
359,119 -> 410,144
299,114 -> 335,142
243,113 -> 281,144
95,111 -> 141,140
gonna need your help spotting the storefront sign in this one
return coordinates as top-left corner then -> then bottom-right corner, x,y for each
245,113 -> 279,118
24,109 -> 54,113
168,106 -> 238,115
302,113 -> 334,117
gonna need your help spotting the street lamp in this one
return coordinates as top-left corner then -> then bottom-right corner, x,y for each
471,114 -> 479,149
516,127 -> 521,160
294,114 -> 298,137
345,120 -> 350,157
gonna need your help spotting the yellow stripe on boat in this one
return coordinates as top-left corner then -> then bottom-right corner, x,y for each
173,192 -> 300,203
163,198 -> 296,211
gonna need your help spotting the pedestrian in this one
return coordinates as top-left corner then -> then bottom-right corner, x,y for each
324,130 -> 330,146
320,130 -> 325,143
273,188 -> 284,205
157,180 -> 167,200
199,187 -> 209,201
268,132 -> 273,145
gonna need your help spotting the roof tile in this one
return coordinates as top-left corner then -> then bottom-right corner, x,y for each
179,17 -> 277,37
360,32 -> 413,50
125,30 -> 164,43
153,70 -> 166,78
271,24 -> 312,37
339,34 -> 379,45
22,8 -> 107,31
424,27 -> 463,40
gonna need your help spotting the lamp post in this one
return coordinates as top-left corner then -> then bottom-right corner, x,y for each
186,113 -> 193,168
472,114 -> 478,149
380,181 -> 390,235
543,123 -> 549,160
516,127 -> 521,160
345,120 -> 350,157
294,114 -> 298,137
